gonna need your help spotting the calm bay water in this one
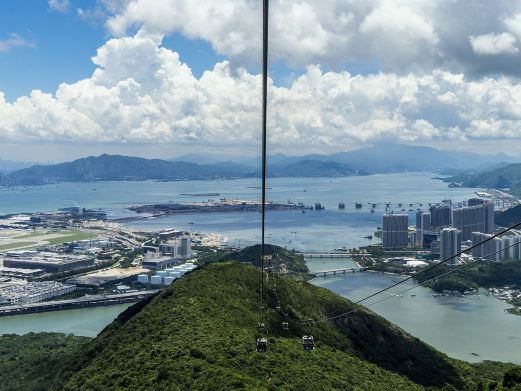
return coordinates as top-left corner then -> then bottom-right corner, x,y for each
0,304 -> 131,337
2,173 -> 519,363
310,265 -> 521,363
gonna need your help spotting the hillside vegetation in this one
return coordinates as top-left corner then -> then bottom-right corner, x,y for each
0,260 -> 519,390
0,333 -> 90,391
49,261 -> 490,390
225,244 -> 309,277
414,260 -> 521,293
444,163 -> 521,194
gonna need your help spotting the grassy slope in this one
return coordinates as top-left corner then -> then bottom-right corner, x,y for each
54,261 -> 468,390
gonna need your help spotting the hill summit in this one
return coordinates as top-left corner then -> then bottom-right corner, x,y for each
53,260 -> 468,390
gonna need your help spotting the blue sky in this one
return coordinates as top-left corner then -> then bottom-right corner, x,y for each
1,0 -> 521,162
0,0 -> 101,101
0,0 -> 305,102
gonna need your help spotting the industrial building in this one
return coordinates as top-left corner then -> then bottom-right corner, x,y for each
141,255 -> 177,270
3,251 -> 95,273
382,214 -> 409,249
0,281 -> 75,304
0,267 -> 45,279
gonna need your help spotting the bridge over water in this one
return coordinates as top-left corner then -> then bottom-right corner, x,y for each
299,252 -> 352,259
310,267 -> 365,278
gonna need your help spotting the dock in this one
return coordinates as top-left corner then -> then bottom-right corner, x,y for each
0,289 -> 160,317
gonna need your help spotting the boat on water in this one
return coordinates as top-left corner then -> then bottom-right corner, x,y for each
370,209 -> 375,213
364,235 -> 373,239
355,202 -> 362,209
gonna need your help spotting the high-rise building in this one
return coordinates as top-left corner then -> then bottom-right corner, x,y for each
483,201 -> 495,234
440,228 -> 461,265
471,232 -> 491,258
511,236 -> 521,261
179,236 -> 192,258
490,238 -> 504,262
468,198 -> 485,207
382,214 -> 408,249
452,205 -> 485,241
430,204 -> 451,229
415,212 -> 431,245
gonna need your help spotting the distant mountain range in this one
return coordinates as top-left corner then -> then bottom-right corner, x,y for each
6,154 -> 362,184
175,143 -> 520,173
4,143 -> 519,185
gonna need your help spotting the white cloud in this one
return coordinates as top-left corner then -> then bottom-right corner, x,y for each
48,0 -> 69,13
3,31 -> 521,153
469,32 -> 518,55
0,33 -> 35,52
100,0 -> 521,76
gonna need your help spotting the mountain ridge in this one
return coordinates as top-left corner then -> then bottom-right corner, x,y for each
52,260 -> 466,389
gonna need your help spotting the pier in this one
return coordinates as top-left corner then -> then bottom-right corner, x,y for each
0,289 -> 160,317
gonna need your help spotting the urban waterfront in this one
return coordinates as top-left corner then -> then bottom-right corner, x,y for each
1,261 -> 520,364
0,173 -> 478,251
3,173 -> 520,364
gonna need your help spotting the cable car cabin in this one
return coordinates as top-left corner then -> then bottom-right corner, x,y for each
258,323 -> 266,333
282,322 -> 289,330
256,338 -> 268,353
276,305 -> 281,311
302,335 -> 314,351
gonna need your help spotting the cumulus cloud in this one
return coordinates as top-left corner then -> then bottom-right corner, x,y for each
100,0 -> 521,76
48,0 -> 69,13
2,31 -> 521,152
470,33 -> 518,55
0,33 -> 35,52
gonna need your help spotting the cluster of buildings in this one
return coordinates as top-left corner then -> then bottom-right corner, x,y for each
29,208 -> 107,227
0,281 -> 75,304
68,238 -> 118,254
144,235 -> 193,260
0,174 -> 49,186
381,198 -> 514,265
471,232 -> 521,262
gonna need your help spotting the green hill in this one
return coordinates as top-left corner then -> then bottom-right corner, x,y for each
444,163 -> 521,193
0,260 -> 519,390
225,244 -> 309,277
50,261 -> 471,390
